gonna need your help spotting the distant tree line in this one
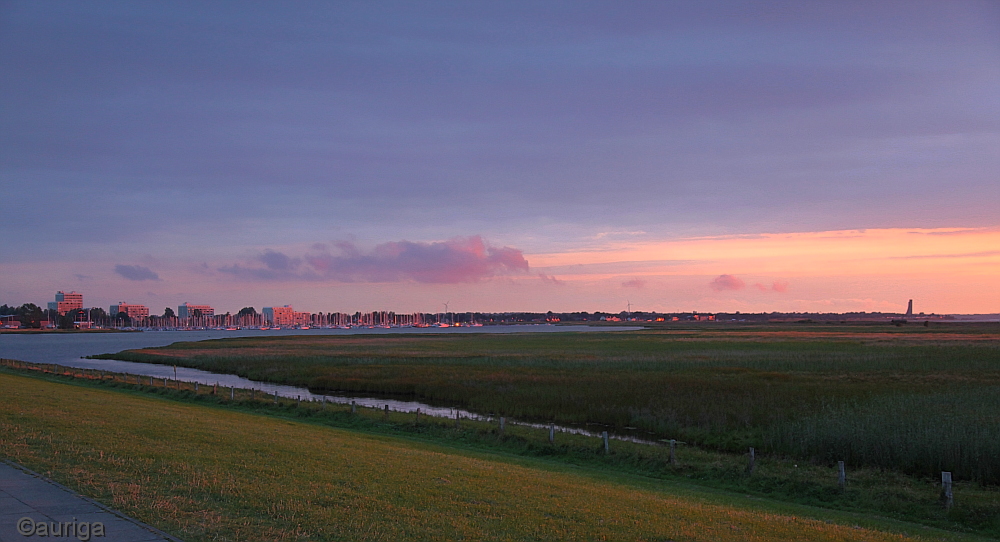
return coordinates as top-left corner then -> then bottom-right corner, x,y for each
2,301 -> 933,330
0,304 -> 112,329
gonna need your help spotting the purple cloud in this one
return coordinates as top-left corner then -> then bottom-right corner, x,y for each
218,250 -> 304,280
621,279 -> 646,289
259,249 -> 299,271
221,236 -> 529,283
709,274 -> 745,291
537,273 -> 564,286
114,264 -> 160,281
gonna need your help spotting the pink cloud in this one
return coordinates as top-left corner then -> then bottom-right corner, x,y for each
709,274 -> 745,291
221,236 -> 529,284
621,278 -> 646,288
753,280 -> 790,292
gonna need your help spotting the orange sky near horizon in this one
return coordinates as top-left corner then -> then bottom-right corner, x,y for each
521,227 -> 1000,314
532,227 -> 1000,276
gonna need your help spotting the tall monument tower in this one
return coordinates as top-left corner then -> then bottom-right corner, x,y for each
905,299 -> 913,317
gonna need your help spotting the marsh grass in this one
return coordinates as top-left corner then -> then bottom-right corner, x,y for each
92,325 -> 1000,484
768,389 -> 1000,482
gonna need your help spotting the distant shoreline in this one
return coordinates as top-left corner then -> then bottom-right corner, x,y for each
0,329 -> 132,334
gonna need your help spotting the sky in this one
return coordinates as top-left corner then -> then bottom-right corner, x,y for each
2,1 -> 998,315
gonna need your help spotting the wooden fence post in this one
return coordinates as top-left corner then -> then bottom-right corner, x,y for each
499,417 -> 506,435
231,387 -> 235,400
602,431 -> 609,454
351,400 -> 356,414
150,376 -> 154,386
415,408 -> 420,424
549,423 -> 555,444
385,404 -> 390,421
747,447 -> 756,475
274,391 -> 278,405
670,439 -> 677,465
942,472 -> 953,509
454,410 -> 460,429
194,382 -> 199,392
838,461 -> 846,490
297,395 -> 301,406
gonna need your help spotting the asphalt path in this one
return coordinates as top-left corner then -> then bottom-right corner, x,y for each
0,461 -> 180,542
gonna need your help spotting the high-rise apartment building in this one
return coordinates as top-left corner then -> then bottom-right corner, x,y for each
109,302 -> 149,319
178,302 -> 215,318
47,291 -> 83,315
262,305 -> 294,326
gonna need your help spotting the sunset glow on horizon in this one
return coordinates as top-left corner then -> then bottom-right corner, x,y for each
2,3 -> 998,316
525,227 -> 1000,314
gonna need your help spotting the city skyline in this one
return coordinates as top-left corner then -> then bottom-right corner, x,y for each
0,283 -> 977,323
2,2 -> 998,314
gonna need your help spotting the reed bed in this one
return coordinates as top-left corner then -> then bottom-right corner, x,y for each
93,325 -> 1000,483
767,388 -> 1000,483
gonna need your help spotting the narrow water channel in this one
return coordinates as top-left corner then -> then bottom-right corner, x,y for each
54,356 -> 663,445
0,326 -> 659,445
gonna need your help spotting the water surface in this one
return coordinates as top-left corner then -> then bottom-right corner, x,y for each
0,325 -> 640,367
0,325 -> 656,443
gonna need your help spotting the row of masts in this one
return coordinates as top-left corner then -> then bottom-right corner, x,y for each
97,310 -> 477,329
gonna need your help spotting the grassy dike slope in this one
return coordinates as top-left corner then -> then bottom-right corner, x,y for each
0,372 -> 970,542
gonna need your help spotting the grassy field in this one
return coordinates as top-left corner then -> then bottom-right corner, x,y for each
96,323 -> 1000,484
2,369 -> 991,541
